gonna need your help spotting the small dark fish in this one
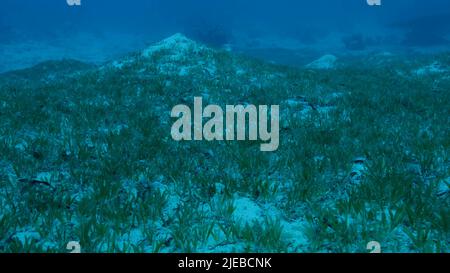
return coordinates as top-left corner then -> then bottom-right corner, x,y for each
17,178 -> 56,190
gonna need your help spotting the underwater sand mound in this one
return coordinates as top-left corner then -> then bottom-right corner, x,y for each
142,33 -> 208,58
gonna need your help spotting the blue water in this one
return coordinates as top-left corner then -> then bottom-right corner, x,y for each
1,0 -> 449,71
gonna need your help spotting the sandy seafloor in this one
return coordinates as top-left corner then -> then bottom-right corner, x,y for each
2,31 -> 449,73
0,31 -> 448,253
